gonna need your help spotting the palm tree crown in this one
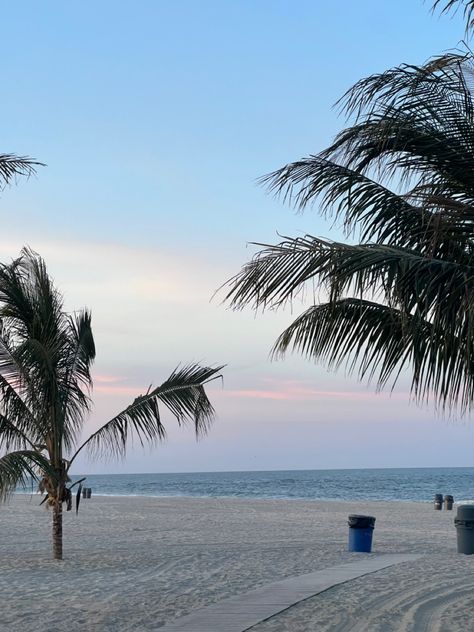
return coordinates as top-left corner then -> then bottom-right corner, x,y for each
0,249 -> 223,558
223,52 -> 474,416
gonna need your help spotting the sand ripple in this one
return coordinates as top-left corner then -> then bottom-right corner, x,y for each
253,556 -> 474,631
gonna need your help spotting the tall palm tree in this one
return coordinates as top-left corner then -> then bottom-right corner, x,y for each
223,52 -> 474,416
0,249 -> 223,559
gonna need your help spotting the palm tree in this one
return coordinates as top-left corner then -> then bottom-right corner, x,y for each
223,52 -> 474,416
0,249 -> 223,560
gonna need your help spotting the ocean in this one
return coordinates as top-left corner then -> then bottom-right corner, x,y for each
54,467 -> 474,502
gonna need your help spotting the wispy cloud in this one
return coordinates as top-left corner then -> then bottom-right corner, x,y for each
220,377 -> 410,402
94,374 -> 127,384
94,384 -> 142,396
0,234 -> 227,305
93,373 -> 142,396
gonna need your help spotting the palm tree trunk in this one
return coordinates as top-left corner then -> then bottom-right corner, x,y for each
52,500 -> 63,560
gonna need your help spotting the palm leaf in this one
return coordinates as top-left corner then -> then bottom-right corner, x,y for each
154,364 -> 223,435
338,52 -> 472,120
432,1 -> 474,31
65,310 -> 95,389
69,364 -> 224,461
0,414 -> 36,452
273,299 -> 474,412
56,310 -> 95,450
273,299 -> 414,386
0,154 -> 43,189
223,234 -> 474,315
0,450 -> 55,500
262,157 -> 474,261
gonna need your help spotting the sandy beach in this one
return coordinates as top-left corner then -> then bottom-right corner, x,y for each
1,495 -> 473,631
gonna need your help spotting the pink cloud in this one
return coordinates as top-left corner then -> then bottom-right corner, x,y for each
220,380 -> 410,402
224,389 -> 293,401
94,385 -> 141,396
94,374 -> 127,384
93,373 -> 143,396
93,373 -> 409,403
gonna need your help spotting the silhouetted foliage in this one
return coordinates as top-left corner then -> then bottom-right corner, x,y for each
223,52 -> 474,416
0,250 -> 223,558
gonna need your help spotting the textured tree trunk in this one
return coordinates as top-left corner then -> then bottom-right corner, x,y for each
52,499 -> 63,560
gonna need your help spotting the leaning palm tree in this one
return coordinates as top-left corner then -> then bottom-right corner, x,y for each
223,52 -> 474,416
0,249 -> 223,559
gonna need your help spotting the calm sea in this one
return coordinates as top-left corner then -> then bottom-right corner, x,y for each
53,468 -> 474,503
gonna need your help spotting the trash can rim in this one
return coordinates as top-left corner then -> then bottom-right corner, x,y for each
348,514 -> 376,520
348,515 -> 376,529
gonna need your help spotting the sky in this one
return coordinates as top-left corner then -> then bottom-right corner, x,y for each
1,0 -> 473,473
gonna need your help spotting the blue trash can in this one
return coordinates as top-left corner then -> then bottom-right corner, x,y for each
348,514 -> 376,552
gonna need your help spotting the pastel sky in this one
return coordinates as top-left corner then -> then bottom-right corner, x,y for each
1,1 -> 473,473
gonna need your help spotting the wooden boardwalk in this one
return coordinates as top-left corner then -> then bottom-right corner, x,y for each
158,553 -> 420,631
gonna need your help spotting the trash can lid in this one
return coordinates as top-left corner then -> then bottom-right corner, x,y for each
457,505 -> 474,521
348,514 -> 376,528
444,495 -> 454,500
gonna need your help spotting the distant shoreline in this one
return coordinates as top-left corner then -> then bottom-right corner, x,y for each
13,491 -> 431,503
14,467 -> 470,503
69,465 -> 474,475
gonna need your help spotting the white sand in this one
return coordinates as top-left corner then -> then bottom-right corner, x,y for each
1,495 -> 473,631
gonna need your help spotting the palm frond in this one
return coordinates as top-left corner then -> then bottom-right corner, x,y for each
273,299 -> 474,412
0,414 -> 36,452
260,156 -> 474,254
432,0 -> 474,31
70,364 -> 224,462
56,310 -> 95,450
323,113 -> 474,197
0,450 -> 54,501
153,364 -> 223,435
0,154 -> 43,190
338,53 -> 472,120
223,235 -> 326,310
273,299 -> 414,387
65,310 -> 95,389
223,234 -> 474,316
326,55 -> 474,199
